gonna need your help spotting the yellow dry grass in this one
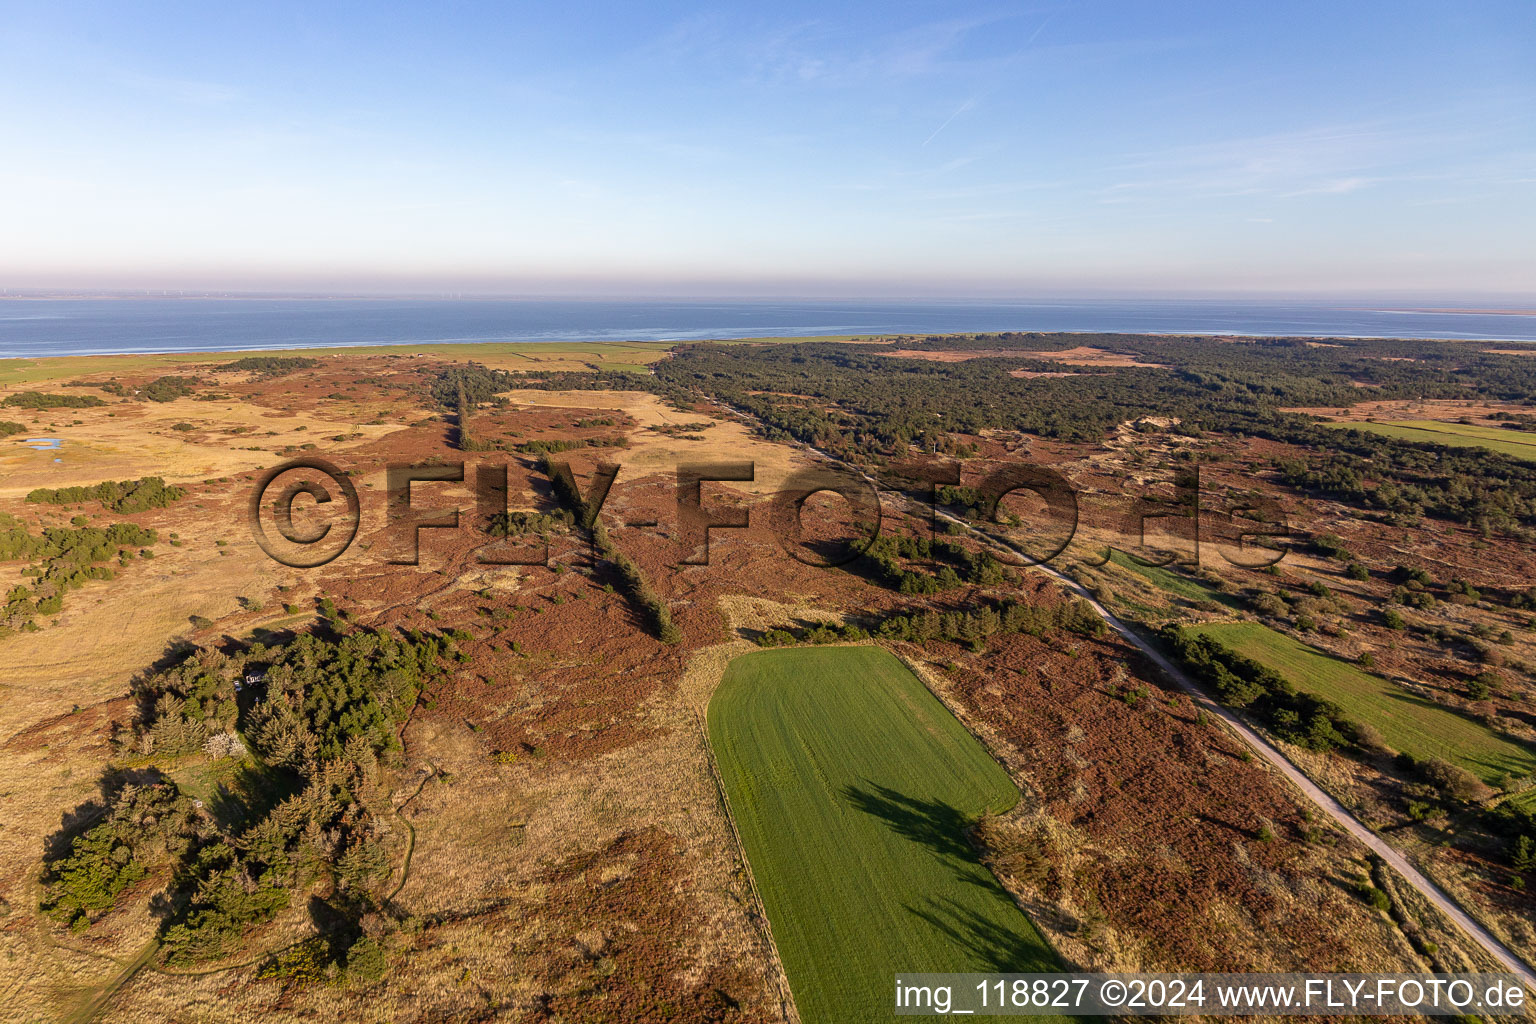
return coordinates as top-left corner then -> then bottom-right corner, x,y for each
1279,398 -> 1528,422
0,540 -> 285,740
0,385 -> 414,501
501,389 -> 817,495
0,341 -> 673,389
0,520 -> 793,1023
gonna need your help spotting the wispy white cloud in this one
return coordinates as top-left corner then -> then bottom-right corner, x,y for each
1278,176 -> 1378,197
1093,110 -> 1526,206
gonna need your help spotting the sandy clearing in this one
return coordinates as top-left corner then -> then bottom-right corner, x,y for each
881,346 -> 1166,368
880,349 -> 1020,362
1022,346 -> 1167,368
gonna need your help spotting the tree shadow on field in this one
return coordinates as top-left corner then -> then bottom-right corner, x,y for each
840,781 -> 1020,907
841,781 -> 976,861
906,896 -> 1057,973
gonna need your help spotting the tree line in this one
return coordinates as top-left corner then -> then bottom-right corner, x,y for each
539,453 -> 681,644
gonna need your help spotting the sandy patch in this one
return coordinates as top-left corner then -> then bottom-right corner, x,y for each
881,349 -> 1017,362
1023,346 -> 1167,368
877,346 -> 1164,368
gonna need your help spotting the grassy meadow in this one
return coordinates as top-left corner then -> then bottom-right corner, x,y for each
1107,549 -> 1239,608
1328,419 -> 1536,462
707,645 -> 1063,1024
1190,622 -> 1536,790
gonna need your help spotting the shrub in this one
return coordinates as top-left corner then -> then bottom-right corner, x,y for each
1419,757 -> 1493,803
141,376 -> 198,402
1357,882 -> 1390,911
221,356 -> 317,375
1,391 -> 105,409
1313,533 -> 1350,559
26,477 -> 185,513
258,937 -> 330,984
1350,721 -> 1392,753
1251,593 -> 1288,617
756,628 -> 797,647
344,936 -> 389,983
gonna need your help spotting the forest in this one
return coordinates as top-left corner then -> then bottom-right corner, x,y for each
514,334 -> 1536,535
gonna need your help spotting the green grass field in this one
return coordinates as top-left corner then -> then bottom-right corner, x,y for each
1190,622 -> 1536,788
1108,549 -> 1240,608
708,646 -> 1062,1024
1328,420 -> 1536,462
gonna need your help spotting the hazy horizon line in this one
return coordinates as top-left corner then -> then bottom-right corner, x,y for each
2,287 -> 1534,307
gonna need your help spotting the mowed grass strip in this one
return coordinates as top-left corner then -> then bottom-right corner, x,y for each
1328,420 -> 1536,462
1190,623 -> 1536,784
708,646 -> 1063,1024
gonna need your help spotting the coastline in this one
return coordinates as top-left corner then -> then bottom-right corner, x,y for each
5,296 -> 1536,361
3,327 -> 1535,366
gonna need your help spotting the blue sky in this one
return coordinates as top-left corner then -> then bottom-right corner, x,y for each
1,1 -> 1532,296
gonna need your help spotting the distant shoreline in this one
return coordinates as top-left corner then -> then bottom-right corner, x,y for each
5,297 -> 1536,358
1395,308 -> 1536,317
1,330 -> 1533,370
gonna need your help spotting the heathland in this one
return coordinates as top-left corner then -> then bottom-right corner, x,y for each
3,329 -> 1536,1022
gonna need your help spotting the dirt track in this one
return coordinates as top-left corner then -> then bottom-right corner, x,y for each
1041,562 -> 1536,991
743,403 -> 1536,992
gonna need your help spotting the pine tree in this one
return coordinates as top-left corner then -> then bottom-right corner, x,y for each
1514,834 -> 1536,873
